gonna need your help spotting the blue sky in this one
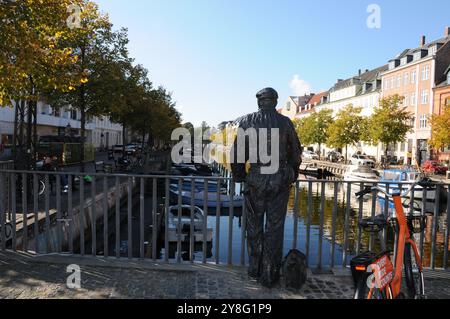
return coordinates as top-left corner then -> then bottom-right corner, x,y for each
95,0 -> 450,127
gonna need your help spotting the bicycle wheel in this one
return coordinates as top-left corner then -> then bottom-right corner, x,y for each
38,179 -> 45,196
404,243 -> 425,299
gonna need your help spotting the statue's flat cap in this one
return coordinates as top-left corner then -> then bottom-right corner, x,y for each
256,87 -> 278,99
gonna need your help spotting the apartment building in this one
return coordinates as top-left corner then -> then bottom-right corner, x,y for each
0,101 -> 122,151
381,27 -> 450,165
432,66 -> 450,162
92,115 -> 123,150
315,65 -> 387,159
295,91 -> 328,120
279,94 -> 315,119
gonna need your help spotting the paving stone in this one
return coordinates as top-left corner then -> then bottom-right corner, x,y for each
0,251 -> 449,299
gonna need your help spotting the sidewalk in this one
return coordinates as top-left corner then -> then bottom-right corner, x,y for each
1,251 -> 450,299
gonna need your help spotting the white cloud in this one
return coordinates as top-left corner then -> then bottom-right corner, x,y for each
289,75 -> 312,96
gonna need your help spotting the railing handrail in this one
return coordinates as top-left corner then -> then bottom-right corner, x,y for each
1,169 -> 449,185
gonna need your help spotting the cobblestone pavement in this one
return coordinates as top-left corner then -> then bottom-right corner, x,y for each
0,251 -> 449,299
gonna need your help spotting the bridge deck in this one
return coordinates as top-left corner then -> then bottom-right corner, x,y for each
1,251 -> 449,299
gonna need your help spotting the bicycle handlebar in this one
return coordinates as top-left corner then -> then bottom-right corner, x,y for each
354,177 -> 436,200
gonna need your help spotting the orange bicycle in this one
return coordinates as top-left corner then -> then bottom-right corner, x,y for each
350,178 -> 430,299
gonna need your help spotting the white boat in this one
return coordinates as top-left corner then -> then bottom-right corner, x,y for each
169,185 -> 243,208
379,169 -> 436,201
167,205 -> 213,243
343,165 -> 380,183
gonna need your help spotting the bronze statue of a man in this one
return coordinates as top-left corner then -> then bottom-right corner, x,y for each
231,88 -> 302,287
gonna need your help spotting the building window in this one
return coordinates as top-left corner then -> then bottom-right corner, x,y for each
419,114 -> 427,128
430,46 -> 437,55
404,94 -> 409,106
397,76 -> 401,88
421,90 -> 429,104
411,70 -> 416,84
411,92 -> 416,106
384,79 -> 389,90
447,73 -> 450,85
70,109 -> 77,120
400,142 -> 406,152
286,101 -> 291,111
422,65 -> 430,81
51,107 -> 60,117
445,98 -> 450,107
404,72 -> 409,85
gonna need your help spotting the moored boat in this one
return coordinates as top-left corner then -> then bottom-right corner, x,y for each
169,185 -> 244,208
343,165 -> 380,183
167,205 -> 213,243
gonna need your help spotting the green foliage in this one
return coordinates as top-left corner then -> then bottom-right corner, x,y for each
367,94 -> 413,153
294,109 -> 333,143
429,105 -> 450,151
107,62 -> 181,145
326,104 -> 367,158
0,0 -> 89,105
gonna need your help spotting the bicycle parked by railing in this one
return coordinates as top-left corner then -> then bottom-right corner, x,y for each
350,178 -> 432,299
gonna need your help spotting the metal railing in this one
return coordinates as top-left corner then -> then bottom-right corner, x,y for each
0,168 -> 449,270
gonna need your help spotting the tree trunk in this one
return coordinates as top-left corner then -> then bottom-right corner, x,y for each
79,45 -> 86,173
12,100 -> 18,160
80,84 -> 86,173
122,124 -> 126,153
141,130 -> 147,150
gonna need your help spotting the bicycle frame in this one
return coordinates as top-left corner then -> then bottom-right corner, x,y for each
353,179 -> 426,299
386,193 -> 423,298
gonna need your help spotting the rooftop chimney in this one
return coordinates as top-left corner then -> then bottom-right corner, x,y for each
420,35 -> 426,47
445,26 -> 450,37
358,69 -> 361,76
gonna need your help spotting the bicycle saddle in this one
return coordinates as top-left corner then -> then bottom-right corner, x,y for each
359,214 -> 387,230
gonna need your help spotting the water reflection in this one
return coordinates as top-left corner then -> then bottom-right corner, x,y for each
159,177 -> 448,268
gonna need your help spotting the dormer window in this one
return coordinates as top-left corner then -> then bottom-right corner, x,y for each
429,44 -> 442,55
389,60 -> 399,70
447,72 -> 450,85
414,49 -> 428,60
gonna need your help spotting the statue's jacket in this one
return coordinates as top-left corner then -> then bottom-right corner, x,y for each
230,108 -> 302,196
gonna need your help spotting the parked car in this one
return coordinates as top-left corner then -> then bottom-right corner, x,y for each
113,145 -> 124,153
350,154 -> 375,168
422,160 -> 449,175
125,144 -> 138,156
366,155 -> 377,163
302,150 -> 319,160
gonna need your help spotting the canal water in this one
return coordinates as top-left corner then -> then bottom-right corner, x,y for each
160,176 -> 449,268
81,175 -> 448,269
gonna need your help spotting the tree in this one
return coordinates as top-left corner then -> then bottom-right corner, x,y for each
0,0 -> 87,168
0,0 -> 85,106
367,94 -> 414,157
326,104 -> 367,161
293,109 -> 333,158
108,63 -> 181,150
429,105 -> 450,155
43,2 -> 131,171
